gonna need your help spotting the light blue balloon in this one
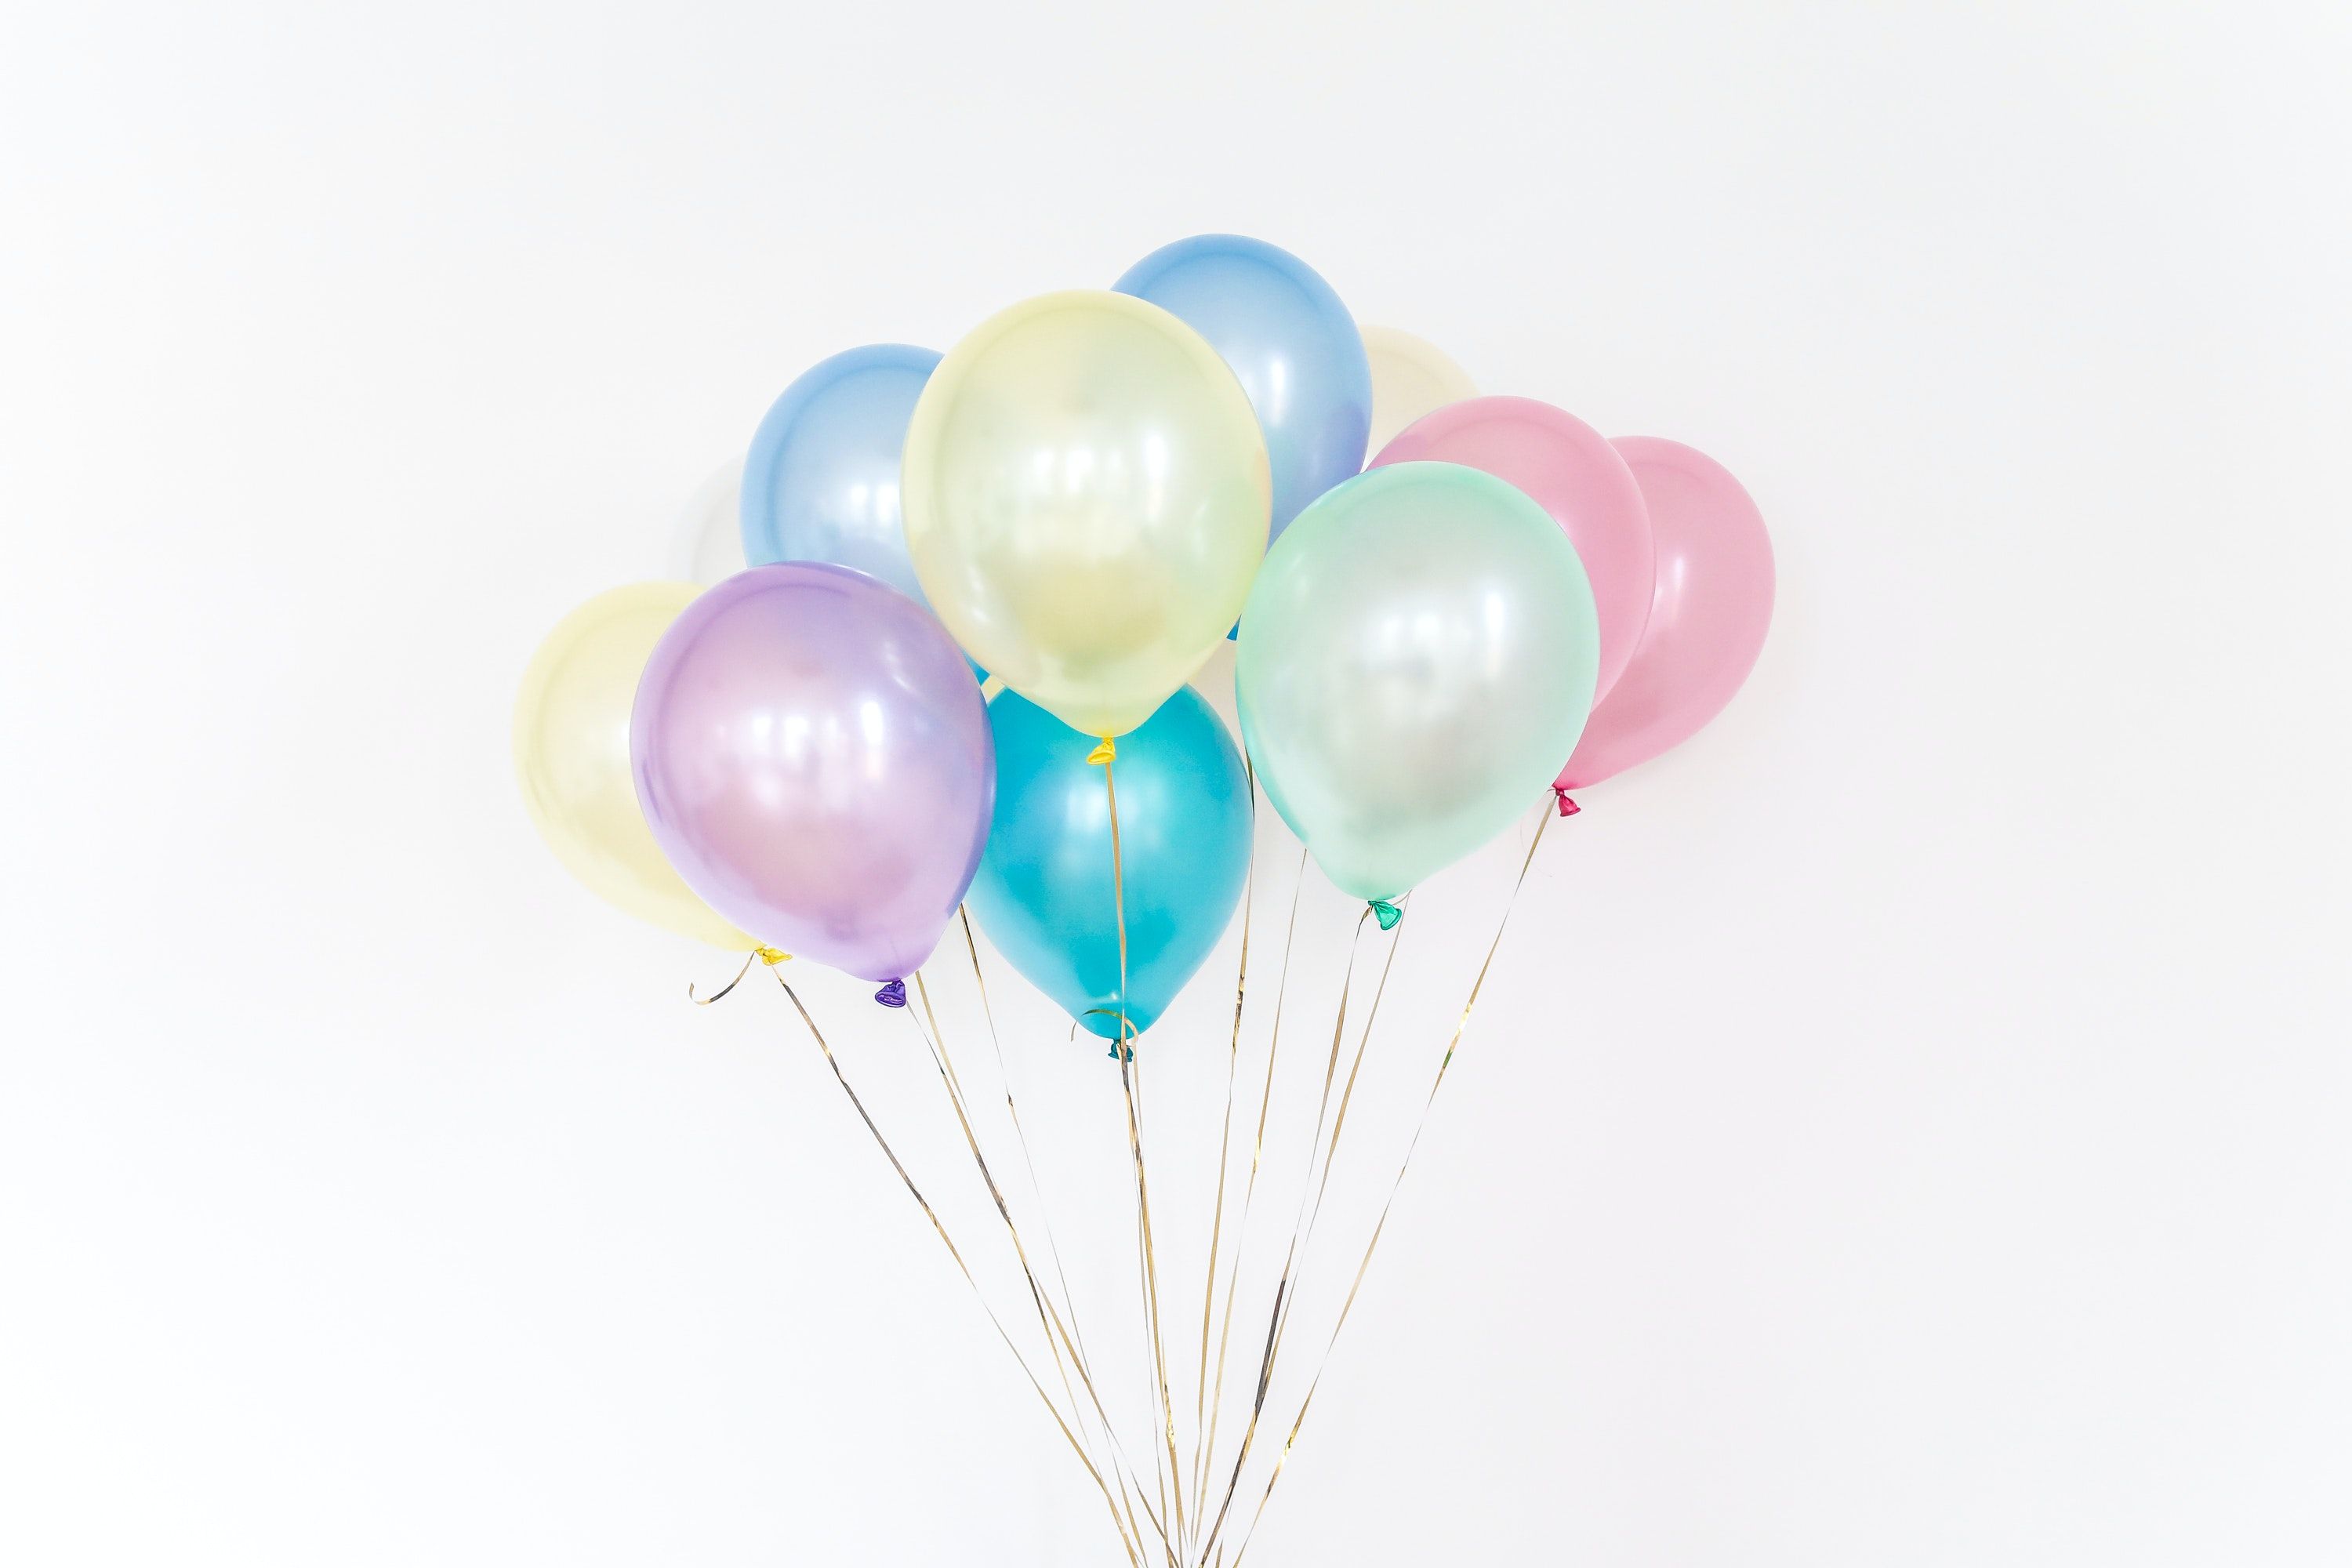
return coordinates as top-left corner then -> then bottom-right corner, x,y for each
1113,234 -> 1373,542
739,343 -> 942,608
966,687 -> 1251,1044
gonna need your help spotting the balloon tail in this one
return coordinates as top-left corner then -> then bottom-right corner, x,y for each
873,977 -> 908,1007
1553,786 -> 1581,817
1368,898 -> 1403,931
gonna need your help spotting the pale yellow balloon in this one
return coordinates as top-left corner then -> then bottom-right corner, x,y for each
513,583 -> 751,949
1360,325 -> 1480,454
902,290 -> 1271,738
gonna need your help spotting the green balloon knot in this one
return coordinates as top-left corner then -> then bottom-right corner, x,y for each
1369,899 -> 1403,931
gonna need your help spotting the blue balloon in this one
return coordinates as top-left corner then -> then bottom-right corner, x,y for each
1114,234 -> 1374,542
966,687 -> 1252,1043
739,343 -> 942,608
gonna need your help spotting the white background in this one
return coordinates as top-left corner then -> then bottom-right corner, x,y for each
3,2 -> 2347,1563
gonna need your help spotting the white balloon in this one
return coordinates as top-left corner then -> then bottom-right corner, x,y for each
666,456 -> 746,586
1359,325 -> 1479,454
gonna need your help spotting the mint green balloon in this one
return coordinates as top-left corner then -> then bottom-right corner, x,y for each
1236,462 -> 1600,902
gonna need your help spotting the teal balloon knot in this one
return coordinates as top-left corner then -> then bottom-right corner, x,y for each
873,978 -> 907,1008
1370,899 -> 1403,931
1105,1036 -> 1134,1065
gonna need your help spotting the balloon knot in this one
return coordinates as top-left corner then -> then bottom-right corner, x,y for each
755,946 -> 792,966
1369,898 -> 1403,931
1553,787 -> 1581,818
873,978 -> 907,1008
1106,1037 -> 1134,1064
1087,735 -> 1116,766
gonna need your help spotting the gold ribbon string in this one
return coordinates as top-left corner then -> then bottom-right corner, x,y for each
771,971 -> 1145,1568
688,946 -> 792,1005
1217,803 -> 1561,1567
909,971 -> 1172,1563
1193,842 -> 1308,1531
1098,740 -> 1191,1554
1196,897 -> 1384,1557
1187,756 -> 1257,1526
954,913 -> 1165,1562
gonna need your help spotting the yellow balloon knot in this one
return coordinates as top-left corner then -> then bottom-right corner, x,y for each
755,946 -> 792,966
1087,735 -> 1116,766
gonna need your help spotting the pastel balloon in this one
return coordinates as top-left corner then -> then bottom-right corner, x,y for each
1114,234 -> 1370,540
1359,325 -> 1479,453
513,583 -> 750,949
1237,463 -> 1599,902
1558,438 -> 1773,790
669,457 -> 747,586
739,343 -> 942,608
966,687 -> 1250,1041
631,564 -> 994,983
1374,397 -> 1654,701
903,290 -> 1269,739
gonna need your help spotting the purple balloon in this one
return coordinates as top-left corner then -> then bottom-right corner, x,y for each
631,563 -> 994,984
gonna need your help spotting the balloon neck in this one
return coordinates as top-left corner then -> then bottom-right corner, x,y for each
873,978 -> 907,1008
1369,898 -> 1403,931
1106,1036 -> 1134,1064
755,946 -> 792,966
1552,786 -> 1581,818
1086,735 -> 1116,766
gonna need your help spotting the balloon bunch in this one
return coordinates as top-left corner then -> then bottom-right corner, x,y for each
514,234 -> 1773,1560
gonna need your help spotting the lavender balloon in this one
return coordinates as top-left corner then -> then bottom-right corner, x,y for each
631,564 -> 994,987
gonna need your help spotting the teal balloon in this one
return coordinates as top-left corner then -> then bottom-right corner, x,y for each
967,686 -> 1251,1041
1237,461 -> 1599,902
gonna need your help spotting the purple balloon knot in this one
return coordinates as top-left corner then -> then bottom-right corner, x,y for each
1553,787 -> 1581,818
873,978 -> 907,1008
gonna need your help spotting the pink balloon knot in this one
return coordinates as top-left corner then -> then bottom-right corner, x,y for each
873,978 -> 907,1008
1553,788 -> 1581,818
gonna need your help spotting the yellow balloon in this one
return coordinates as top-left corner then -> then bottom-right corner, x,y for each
902,290 -> 1270,738
513,583 -> 751,949
1360,325 -> 1480,454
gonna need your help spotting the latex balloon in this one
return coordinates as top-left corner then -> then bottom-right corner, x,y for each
966,687 -> 1250,1041
1558,438 -> 1773,790
1114,234 -> 1370,540
739,343 -> 942,605
632,564 -> 994,984
514,583 -> 750,948
1237,463 -> 1599,902
902,290 -> 1269,738
1374,397 -> 1654,701
668,456 -> 746,586
1359,325 -> 1479,453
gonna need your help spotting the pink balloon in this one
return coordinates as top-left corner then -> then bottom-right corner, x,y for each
1371,396 -> 1654,700
1556,437 -> 1773,791
632,564 -> 994,985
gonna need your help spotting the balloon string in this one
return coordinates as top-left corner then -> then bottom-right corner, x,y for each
1100,743 -> 1190,1553
771,971 -> 1145,1568
1188,756 -> 1256,1525
1218,801 -> 1563,1567
1195,899 -> 1377,1559
954,906 -> 1152,1545
1195,842 -> 1308,1532
688,946 -> 791,1005
906,974 -> 1172,1562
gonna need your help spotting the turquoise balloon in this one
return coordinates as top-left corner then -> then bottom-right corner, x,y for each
967,686 -> 1251,1042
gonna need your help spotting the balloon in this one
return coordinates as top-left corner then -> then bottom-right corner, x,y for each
1557,438 -> 1773,790
902,290 -> 1269,739
668,456 -> 746,586
514,584 -> 751,949
966,687 -> 1250,1041
1113,234 -> 1370,541
1373,397 -> 1654,702
1359,325 -> 1479,453
739,343 -> 942,608
631,564 -> 994,984
1237,463 -> 1599,902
